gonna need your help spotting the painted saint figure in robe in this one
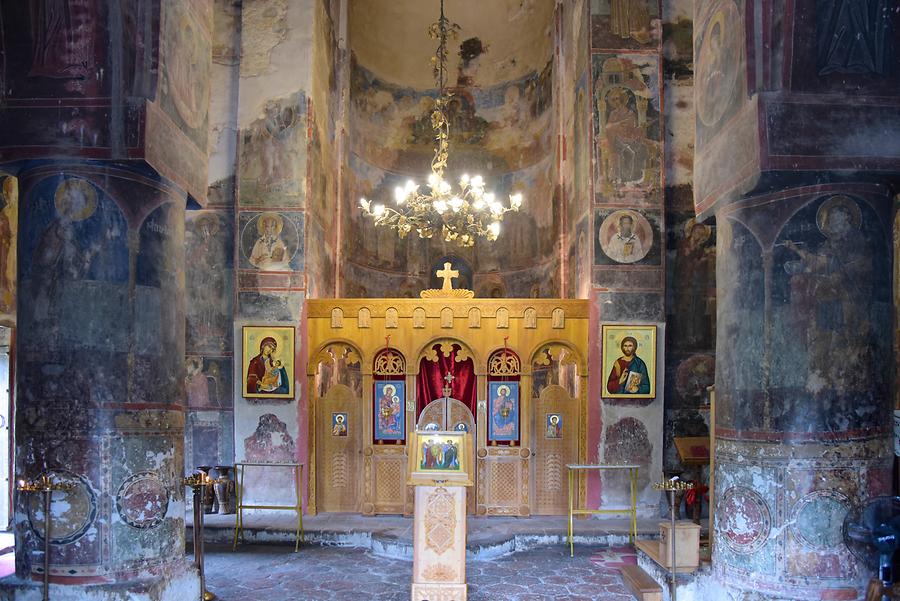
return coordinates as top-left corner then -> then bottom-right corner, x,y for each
606,336 -> 651,395
610,0 -> 652,44
249,213 -> 289,270
246,336 -> 289,394
375,382 -> 404,440
489,383 -> 519,441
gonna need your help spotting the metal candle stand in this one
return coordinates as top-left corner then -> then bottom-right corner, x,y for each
16,474 -> 76,601
652,479 -> 696,601
184,472 -> 217,601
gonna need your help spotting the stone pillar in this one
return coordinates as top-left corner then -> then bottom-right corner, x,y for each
3,164 -> 198,599
712,183 -> 893,600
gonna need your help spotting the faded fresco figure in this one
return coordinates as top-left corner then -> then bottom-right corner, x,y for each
783,196 -> 871,393
672,219 -> 715,348
259,102 -> 297,191
187,214 -> 227,348
606,213 -> 644,263
32,179 -> 101,321
610,0 -> 652,45
249,213 -> 290,270
604,88 -> 649,185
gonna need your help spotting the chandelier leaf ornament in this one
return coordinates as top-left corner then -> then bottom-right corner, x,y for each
358,0 -> 523,247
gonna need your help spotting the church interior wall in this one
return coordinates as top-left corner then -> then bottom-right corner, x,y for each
339,2 -> 561,298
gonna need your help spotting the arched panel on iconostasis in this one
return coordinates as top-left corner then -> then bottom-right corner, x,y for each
363,348 -> 409,515
531,344 -> 583,515
311,342 -> 363,514
477,348 -> 530,516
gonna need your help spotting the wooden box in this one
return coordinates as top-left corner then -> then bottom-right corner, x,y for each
658,521 -> 701,569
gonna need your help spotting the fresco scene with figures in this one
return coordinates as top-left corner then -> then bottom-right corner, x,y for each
0,0 -> 898,600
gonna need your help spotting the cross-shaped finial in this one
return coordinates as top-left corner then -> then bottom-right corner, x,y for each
385,334 -> 391,349
443,371 -> 455,386
436,262 -> 459,292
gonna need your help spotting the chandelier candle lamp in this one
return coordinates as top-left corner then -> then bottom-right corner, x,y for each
359,0 -> 523,247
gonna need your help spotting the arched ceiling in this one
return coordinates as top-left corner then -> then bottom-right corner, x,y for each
349,0 -> 555,89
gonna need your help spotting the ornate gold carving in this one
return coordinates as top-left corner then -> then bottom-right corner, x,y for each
420,288 -> 474,299
488,351 -> 520,376
374,350 -> 405,375
468,307 -> 481,328
413,307 -> 427,328
519,448 -> 530,459
441,307 -> 454,328
385,307 -> 399,328
552,307 -> 565,329
375,458 -> 404,509
331,307 -> 343,328
489,462 -> 518,503
496,307 -> 509,328
544,453 -> 562,492
424,487 -> 456,555
411,584 -> 466,601
358,307 -> 372,328
331,452 -> 348,489
364,447 -> 374,456
423,564 -> 457,582
476,448 -> 487,458
524,307 -> 537,329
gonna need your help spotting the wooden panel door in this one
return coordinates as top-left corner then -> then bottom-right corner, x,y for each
532,385 -> 578,515
316,384 -> 361,512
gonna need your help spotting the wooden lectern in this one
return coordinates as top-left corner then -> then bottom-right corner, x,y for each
408,429 -> 474,601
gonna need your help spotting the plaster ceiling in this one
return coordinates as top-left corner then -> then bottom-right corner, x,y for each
349,0 -> 555,89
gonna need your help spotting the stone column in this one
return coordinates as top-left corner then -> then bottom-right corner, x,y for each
712,183 -> 893,600
3,164 -> 198,600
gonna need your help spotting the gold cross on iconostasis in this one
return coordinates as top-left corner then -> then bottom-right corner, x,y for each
436,262 -> 459,291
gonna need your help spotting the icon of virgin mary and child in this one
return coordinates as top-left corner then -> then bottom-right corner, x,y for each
246,336 -> 290,394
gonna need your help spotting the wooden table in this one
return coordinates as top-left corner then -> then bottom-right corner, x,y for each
232,462 -> 304,552
567,464 -> 639,557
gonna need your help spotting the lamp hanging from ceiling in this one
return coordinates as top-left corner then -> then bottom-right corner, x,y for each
358,0 -> 523,247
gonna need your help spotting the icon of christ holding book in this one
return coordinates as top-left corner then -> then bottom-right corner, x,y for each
606,336 -> 651,395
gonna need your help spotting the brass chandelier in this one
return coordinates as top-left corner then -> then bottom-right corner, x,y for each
358,0 -> 523,247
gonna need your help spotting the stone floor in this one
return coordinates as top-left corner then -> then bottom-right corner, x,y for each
204,543 -> 637,600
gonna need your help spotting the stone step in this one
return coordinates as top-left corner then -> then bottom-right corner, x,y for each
619,564 -> 662,601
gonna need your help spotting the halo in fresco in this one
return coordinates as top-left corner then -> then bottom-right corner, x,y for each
816,194 -> 861,236
54,178 -> 97,222
695,0 -> 743,127
598,209 -> 653,264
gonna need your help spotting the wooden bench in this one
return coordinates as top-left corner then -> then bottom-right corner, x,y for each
619,564 -> 662,601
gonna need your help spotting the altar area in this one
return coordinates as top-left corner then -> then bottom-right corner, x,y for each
306,295 -> 590,518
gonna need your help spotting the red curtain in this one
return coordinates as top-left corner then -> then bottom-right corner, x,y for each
416,344 -> 477,418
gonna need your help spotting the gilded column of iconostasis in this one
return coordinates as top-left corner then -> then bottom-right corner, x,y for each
340,0 -> 559,298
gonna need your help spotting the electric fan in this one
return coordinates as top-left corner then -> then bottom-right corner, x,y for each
843,496 -> 900,600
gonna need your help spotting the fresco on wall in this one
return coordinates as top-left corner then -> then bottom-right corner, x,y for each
239,92 -> 308,208
669,216 -> 715,348
349,58 -> 553,173
592,53 -> 661,203
594,207 -> 661,266
0,177 -> 18,315
591,0 -> 660,49
237,291 -> 304,322
160,1 -> 211,151
715,217 -> 763,430
694,0 -> 745,147
769,194 -> 890,434
603,417 -> 652,497
239,211 -> 304,271
186,211 -> 233,353
186,356 -> 233,409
